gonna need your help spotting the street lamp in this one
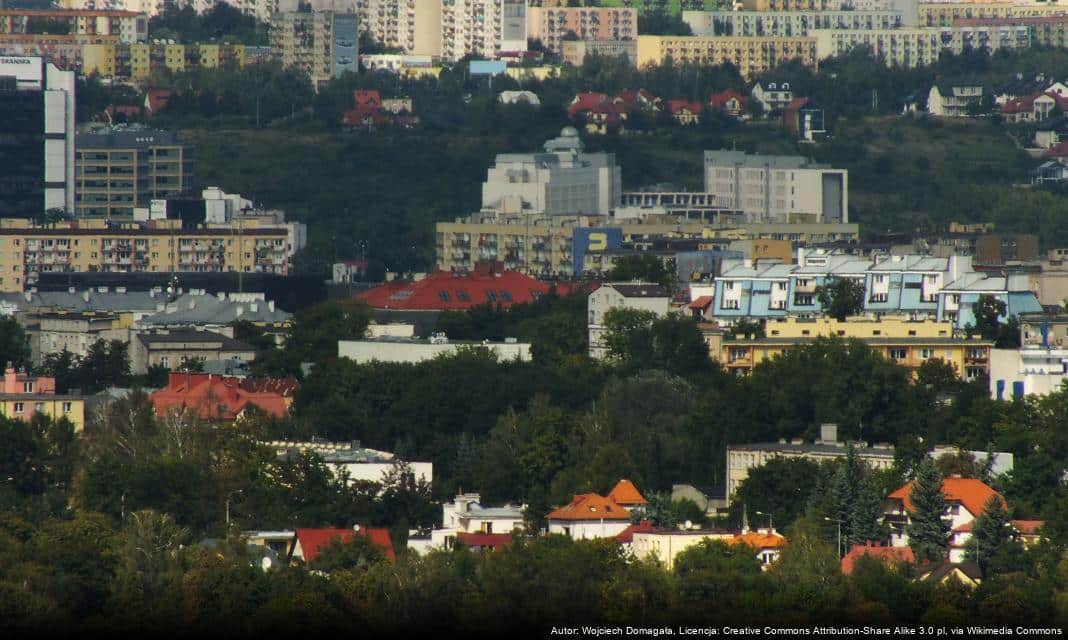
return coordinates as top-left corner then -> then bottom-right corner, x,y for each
755,510 -> 774,531
226,489 -> 243,528
825,516 -> 844,558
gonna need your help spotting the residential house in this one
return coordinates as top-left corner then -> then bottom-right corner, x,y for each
630,528 -> 788,571
343,90 -> 387,129
751,80 -> 793,113
782,97 -> 825,141
1033,116 -> 1068,149
607,479 -> 648,511
498,90 -> 540,106
665,99 -> 702,125
990,344 -> 1068,399
28,311 -> 126,366
431,493 -> 525,550
1001,91 -> 1068,124
613,88 -> 661,114
919,562 -> 983,588
884,477 -> 1042,563
148,372 -> 292,420
1046,140 -> 1068,161
927,83 -> 985,118
587,283 -> 671,358
130,328 -> 257,375
547,492 -> 634,540
288,527 -> 395,564
135,292 -> 291,346
709,89 -> 748,118
269,439 -> 432,486
727,423 -> 896,503
0,366 -> 84,432
840,542 -> 915,575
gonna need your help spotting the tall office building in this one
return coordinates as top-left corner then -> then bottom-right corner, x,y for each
269,9 -> 358,89
441,0 -> 526,60
0,55 -> 75,217
75,126 -> 195,218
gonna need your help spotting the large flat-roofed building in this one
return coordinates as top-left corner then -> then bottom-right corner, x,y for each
75,127 -> 194,219
561,39 -> 637,66
726,423 -> 896,502
636,35 -> 818,80
355,0 -> 442,56
81,41 -> 251,79
919,2 -> 1068,28
527,6 -> 637,54
0,217 -> 303,292
813,24 -> 1029,66
954,15 -> 1068,47
0,9 -> 147,43
270,10 -> 359,89
482,127 -> 622,217
704,150 -> 847,224
683,9 -> 911,37
0,56 -> 75,218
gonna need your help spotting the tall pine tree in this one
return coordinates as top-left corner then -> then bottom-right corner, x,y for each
849,470 -> 884,547
965,494 -> 1014,573
907,457 -> 950,564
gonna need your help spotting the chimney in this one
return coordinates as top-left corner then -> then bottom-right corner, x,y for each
820,423 -> 838,444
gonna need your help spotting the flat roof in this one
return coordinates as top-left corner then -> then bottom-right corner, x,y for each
728,442 -> 895,457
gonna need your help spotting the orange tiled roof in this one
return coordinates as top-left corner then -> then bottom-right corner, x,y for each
1011,519 -> 1045,535
607,479 -> 648,506
546,493 -> 631,521
888,477 -> 1001,518
841,543 -> 914,575
149,372 -> 290,420
727,531 -> 787,550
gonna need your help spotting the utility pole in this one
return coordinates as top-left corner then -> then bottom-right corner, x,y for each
825,516 -> 844,557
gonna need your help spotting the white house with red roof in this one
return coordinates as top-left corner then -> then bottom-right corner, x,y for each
709,89 -> 748,118
1001,91 -> 1068,124
547,492 -> 634,540
430,492 -> 525,551
288,526 -> 395,564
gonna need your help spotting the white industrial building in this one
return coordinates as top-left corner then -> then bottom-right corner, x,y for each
703,150 -> 848,224
338,335 -> 532,364
990,346 -> 1068,400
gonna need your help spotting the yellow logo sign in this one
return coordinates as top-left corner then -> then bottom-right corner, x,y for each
588,232 -> 608,252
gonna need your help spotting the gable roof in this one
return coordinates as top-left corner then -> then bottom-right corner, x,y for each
607,283 -> 668,298
149,372 -> 291,420
354,90 -> 382,108
709,89 -> 747,108
293,526 -> 395,563
665,99 -> 703,115
356,265 -> 567,311
841,543 -> 915,575
888,477 -> 1001,518
727,530 -> 788,550
546,493 -> 632,521
568,92 -> 609,117
607,479 -> 648,506
1010,519 -> 1045,535
921,561 -> 982,584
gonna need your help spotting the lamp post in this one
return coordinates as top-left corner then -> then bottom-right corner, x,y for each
825,516 -> 844,558
226,489 -> 243,528
755,510 -> 774,532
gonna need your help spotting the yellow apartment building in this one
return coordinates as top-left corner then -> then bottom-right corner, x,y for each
919,2 -> 1068,27
717,316 -> 992,379
0,395 -> 85,433
636,35 -> 818,79
83,42 -> 248,80
0,218 -> 295,292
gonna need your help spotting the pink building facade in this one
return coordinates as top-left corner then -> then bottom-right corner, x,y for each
2,367 -> 56,395
527,7 -> 637,53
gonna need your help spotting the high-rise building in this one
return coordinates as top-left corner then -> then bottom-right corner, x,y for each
354,0 -> 441,56
269,9 -> 359,89
0,55 -> 75,217
74,126 -> 195,218
440,0 -> 526,60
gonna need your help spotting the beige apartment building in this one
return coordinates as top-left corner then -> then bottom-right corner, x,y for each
919,2 -> 1068,27
635,35 -> 818,79
82,41 -> 249,79
0,218 -> 295,292
561,39 -> 637,66
355,0 -> 443,56
0,8 -> 147,43
527,6 -> 637,53
813,24 -> 1028,67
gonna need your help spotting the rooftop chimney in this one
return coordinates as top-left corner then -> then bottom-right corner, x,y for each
820,423 -> 838,444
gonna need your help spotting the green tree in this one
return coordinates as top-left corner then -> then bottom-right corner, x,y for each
965,494 -> 1017,574
310,534 -> 386,572
815,277 -> 866,321
907,457 -> 950,564
729,458 -> 820,532
607,255 -> 674,289
0,316 -> 31,370
850,471 -> 886,548
287,300 -> 371,365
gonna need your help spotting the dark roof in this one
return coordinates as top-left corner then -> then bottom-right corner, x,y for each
136,329 -> 255,351
609,283 -> 668,298
922,562 -> 983,583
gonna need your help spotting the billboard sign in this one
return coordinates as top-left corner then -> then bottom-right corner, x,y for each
0,56 -> 42,88
332,14 -> 358,77
572,227 -> 622,276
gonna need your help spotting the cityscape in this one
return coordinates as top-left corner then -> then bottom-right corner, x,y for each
4,0 -> 1068,635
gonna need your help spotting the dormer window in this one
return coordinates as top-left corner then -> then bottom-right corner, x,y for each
783,82 -> 790,90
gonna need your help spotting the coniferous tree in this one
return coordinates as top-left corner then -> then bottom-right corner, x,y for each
965,494 -> 1014,573
907,457 -> 950,564
849,470 -> 885,547
828,444 -> 863,543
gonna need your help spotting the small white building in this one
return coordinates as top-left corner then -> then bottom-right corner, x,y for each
546,492 -> 633,540
927,83 -> 985,118
751,80 -> 793,113
338,336 -> 531,363
884,477 -> 998,563
631,528 -> 787,571
989,346 -> 1068,400
429,493 -> 526,550
587,283 -> 671,358
268,440 -> 433,486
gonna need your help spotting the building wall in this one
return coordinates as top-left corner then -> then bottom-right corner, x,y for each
684,9 -> 907,37
527,6 -> 637,53
270,11 -> 355,89
560,39 -> 637,66
75,134 -> 194,218
727,446 -> 895,501
338,340 -> 532,363
547,519 -> 630,540
0,395 -> 85,432
919,2 -> 1068,28
703,152 -> 848,224
636,35 -> 818,80
332,460 -> 433,485
587,285 -> 671,358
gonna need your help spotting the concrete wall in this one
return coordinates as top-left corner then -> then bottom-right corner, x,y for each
338,340 -> 532,364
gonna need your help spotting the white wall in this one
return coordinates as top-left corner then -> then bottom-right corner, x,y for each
339,340 -> 532,364
330,461 -> 433,486
548,519 -> 631,540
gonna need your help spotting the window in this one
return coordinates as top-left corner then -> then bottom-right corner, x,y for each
34,402 -> 43,412
889,348 -> 907,360
920,348 -> 934,359
869,293 -> 888,303
14,402 -> 23,413
62,401 -> 72,413
160,356 -> 169,368
438,290 -> 451,302
722,299 -> 740,310
795,294 -> 813,306
22,382 -> 33,393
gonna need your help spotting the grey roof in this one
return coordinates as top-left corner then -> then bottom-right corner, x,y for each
608,283 -> 669,298
728,441 -> 896,458
0,290 -> 165,314
719,262 -> 793,279
704,149 -> 824,170
136,329 -> 255,351
869,255 -> 948,272
941,272 -> 1007,292
139,294 -> 291,327
76,126 -> 184,149
460,504 -> 524,520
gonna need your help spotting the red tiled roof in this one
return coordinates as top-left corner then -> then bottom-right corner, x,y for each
709,89 -> 747,109
568,92 -> 609,117
149,372 -> 290,420
547,493 -> 632,522
728,531 -> 788,550
239,377 -> 300,397
294,526 -> 395,563
1002,91 -> 1068,116
607,479 -> 648,506
688,295 -> 714,310
357,264 -> 568,311
665,99 -> 703,115
1011,519 -> 1045,535
888,477 -> 1001,518
614,88 -> 659,111
456,531 -> 513,549
615,520 -> 657,544
354,90 -> 382,108
841,542 -> 914,575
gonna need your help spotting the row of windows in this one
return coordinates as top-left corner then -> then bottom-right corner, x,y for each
11,401 -> 73,414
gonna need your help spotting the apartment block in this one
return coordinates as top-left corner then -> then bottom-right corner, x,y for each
560,39 -> 636,66
270,10 -> 359,89
703,150 -> 847,224
717,316 -> 993,379
0,9 -> 147,44
587,282 -> 670,359
527,6 -> 636,54
440,0 -> 527,61
0,217 -> 303,292
355,0 -> 442,56
954,15 -> 1068,47
80,41 -> 249,79
919,2 -> 1068,28
635,35 -> 818,80
683,10 -> 909,38
74,127 -> 194,218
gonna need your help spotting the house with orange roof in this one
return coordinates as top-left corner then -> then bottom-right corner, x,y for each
149,372 -> 292,421
606,479 -> 648,511
841,542 -> 915,575
884,476 -> 1042,563
630,527 -> 787,570
288,526 -> 395,565
546,492 -> 633,540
